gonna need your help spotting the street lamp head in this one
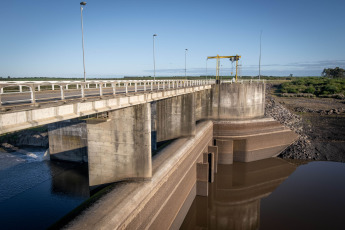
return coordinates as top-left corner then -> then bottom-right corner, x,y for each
80,2 -> 87,6
185,49 -> 188,51
153,34 -> 157,37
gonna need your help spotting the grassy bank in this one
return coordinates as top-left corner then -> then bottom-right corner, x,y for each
277,77 -> 345,98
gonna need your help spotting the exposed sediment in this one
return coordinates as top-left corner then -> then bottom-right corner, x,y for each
265,84 -> 345,162
265,93 -> 316,160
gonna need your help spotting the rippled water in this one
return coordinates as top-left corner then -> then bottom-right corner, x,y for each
0,148 -> 89,230
181,158 -> 345,230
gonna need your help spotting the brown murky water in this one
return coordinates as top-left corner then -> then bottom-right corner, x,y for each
180,158 -> 345,230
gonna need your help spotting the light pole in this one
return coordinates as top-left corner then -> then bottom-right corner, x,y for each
153,34 -> 157,81
80,2 -> 87,82
259,30 -> 262,80
185,49 -> 188,78
206,59 -> 208,82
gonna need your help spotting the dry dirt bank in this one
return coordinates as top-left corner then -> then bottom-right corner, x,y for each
266,84 -> 345,162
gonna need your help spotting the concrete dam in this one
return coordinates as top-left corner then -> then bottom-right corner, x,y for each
43,82 -> 296,229
0,80 -> 297,229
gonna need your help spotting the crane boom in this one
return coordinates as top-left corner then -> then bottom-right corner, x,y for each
207,54 -> 241,83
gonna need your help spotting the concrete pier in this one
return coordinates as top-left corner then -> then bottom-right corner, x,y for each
86,103 -> 152,187
48,119 -> 87,162
154,94 -> 196,142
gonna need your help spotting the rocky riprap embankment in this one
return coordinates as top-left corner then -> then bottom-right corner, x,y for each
265,89 -> 319,160
294,107 -> 345,115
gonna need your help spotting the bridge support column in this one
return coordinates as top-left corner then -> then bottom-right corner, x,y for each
87,103 -> 152,187
48,119 -> 88,162
154,93 -> 195,142
151,101 -> 157,151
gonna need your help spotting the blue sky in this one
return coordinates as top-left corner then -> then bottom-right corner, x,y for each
0,0 -> 344,78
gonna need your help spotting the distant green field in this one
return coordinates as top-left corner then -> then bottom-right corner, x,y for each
278,77 -> 345,97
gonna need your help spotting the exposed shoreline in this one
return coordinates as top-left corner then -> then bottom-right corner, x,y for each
266,84 -> 345,162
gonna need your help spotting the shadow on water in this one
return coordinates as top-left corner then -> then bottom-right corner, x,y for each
0,148 -> 90,230
180,158 -> 297,229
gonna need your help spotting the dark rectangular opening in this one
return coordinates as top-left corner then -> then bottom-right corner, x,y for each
208,153 -> 212,182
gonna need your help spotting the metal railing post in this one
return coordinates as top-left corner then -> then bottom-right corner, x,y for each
60,85 -> 65,101
112,83 -> 116,96
99,83 -> 103,97
81,84 -> 85,99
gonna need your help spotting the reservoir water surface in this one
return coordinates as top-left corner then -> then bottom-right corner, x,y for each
0,147 -> 89,229
1,147 -> 345,230
181,158 -> 345,230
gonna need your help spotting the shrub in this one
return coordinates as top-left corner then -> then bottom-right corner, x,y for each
304,86 -> 316,94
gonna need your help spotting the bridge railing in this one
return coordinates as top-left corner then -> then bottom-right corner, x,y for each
0,79 -> 216,108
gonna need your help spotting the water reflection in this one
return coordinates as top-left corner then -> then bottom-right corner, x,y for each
50,162 -> 89,197
181,158 -> 296,229
0,148 -> 89,230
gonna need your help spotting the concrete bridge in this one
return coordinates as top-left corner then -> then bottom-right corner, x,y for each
0,79 -> 297,190
0,79 -> 299,229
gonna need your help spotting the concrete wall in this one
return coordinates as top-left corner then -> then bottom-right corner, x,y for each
87,103 -> 152,187
48,119 -> 87,162
154,94 -> 196,142
66,121 -> 215,230
210,83 -> 265,120
213,118 -> 299,163
195,89 -> 212,121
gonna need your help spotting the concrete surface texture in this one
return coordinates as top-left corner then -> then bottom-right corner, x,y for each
86,103 -> 152,187
210,83 -> 265,119
65,121 -> 214,230
214,118 -> 299,163
48,119 -> 88,162
154,93 -> 196,142
194,89 -> 212,121
0,85 -> 211,134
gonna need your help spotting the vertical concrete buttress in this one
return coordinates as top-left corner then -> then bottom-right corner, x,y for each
48,119 -> 88,162
154,94 -> 196,142
87,103 -> 152,187
195,89 -> 212,121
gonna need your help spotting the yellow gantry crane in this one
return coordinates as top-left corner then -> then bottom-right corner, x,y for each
207,54 -> 241,83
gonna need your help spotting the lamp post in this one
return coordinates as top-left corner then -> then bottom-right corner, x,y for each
185,49 -> 188,78
153,34 -> 157,81
206,59 -> 208,83
259,30 -> 262,80
80,2 -> 87,82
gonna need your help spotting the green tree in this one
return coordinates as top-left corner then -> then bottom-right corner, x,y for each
321,67 -> 345,79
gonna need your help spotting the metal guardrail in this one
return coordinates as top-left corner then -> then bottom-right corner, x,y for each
0,79 -> 216,107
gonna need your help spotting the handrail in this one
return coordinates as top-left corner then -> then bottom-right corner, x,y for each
0,79 -> 216,107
